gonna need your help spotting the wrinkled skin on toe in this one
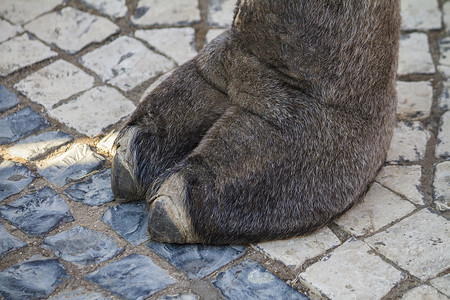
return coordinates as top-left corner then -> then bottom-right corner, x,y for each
111,0 -> 401,245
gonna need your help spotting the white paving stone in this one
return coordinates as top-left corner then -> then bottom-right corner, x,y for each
396,81 -> 432,120
431,274 -> 450,297
438,37 -> 450,79
300,239 -> 404,300
205,29 -> 227,44
0,0 -> 63,24
208,0 -> 235,27
25,7 -> 119,54
0,34 -> 58,77
135,28 -> 197,65
376,165 -> 423,205
444,2 -> 450,34
131,0 -> 201,26
436,111 -> 450,158
49,86 -> 136,137
336,183 -> 416,237
80,36 -> 175,91
401,285 -> 448,300
0,20 -> 22,43
433,161 -> 450,212
80,0 -> 127,19
401,0 -> 441,31
366,209 -> 450,281
8,131 -> 73,160
254,227 -> 341,269
386,122 -> 431,163
140,70 -> 174,102
440,81 -> 450,111
398,33 -> 435,76
14,60 -> 94,110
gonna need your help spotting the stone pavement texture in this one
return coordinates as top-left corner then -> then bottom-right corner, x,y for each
0,0 -> 449,299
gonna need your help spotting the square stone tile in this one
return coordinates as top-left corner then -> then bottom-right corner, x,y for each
208,0 -> 235,27
0,222 -> 26,257
0,19 -> 22,43
135,28 -> 197,65
7,131 -> 73,161
336,183 -> 416,237
132,0 -> 201,26
15,60 -> 95,110
80,37 -> 175,91
0,34 -> 57,77
158,294 -> 198,300
398,33 -> 435,76
444,2 -> 450,34
37,143 -> 105,187
0,0 -> 63,24
366,209 -> 450,280
0,187 -> 74,237
440,80 -> 450,111
212,260 -> 309,300
438,37 -> 450,78
140,70 -> 174,102
80,0 -> 127,19
49,288 -> 113,300
396,81 -> 432,120
0,107 -> 50,145
0,85 -> 20,113
42,226 -> 123,267
433,161 -> 450,212
147,242 -> 245,279
386,121 -> 431,163
0,256 -> 69,300
49,86 -> 135,137
102,201 -> 149,246
25,7 -> 119,54
431,274 -> 450,297
401,0 -> 441,31
254,227 -> 341,269
0,160 -> 35,202
300,239 -> 404,300
401,285 -> 448,300
376,165 -> 423,205
64,169 -> 114,207
85,254 -> 177,299
436,111 -> 450,158
205,29 -> 227,44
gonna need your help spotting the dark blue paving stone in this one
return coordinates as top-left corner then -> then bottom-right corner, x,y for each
0,85 -> 20,113
64,169 -> 114,206
49,288 -> 113,300
147,242 -> 246,279
42,226 -> 124,266
0,222 -> 26,258
0,107 -> 50,145
0,187 -> 74,237
213,260 -> 309,300
85,254 -> 177,300
102,201 -> 149,246
159,294 -> 199,300
0,160 -> 35,202
0,256 -> 69,300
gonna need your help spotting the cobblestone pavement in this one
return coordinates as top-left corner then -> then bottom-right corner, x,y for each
0,0 -> 449,299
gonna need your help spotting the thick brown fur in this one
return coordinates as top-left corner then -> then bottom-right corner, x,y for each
113,0 -> 401,244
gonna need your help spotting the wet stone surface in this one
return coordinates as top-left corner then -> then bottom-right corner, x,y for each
85,254 -> 177,300
0,187 -> 74,237
102,201 -> 149,245
0,222 -> 26,257
48,288 -> 113,300
0,160 -> 35,202
213,260 -> 309,300
0,256 -> 69,300
0,85 -> 19,113
0,106 -> 49,145
42,226 -> 123,267
147,242 -> 246,279
7,131 -> 73,160
64,169 -> 114,206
